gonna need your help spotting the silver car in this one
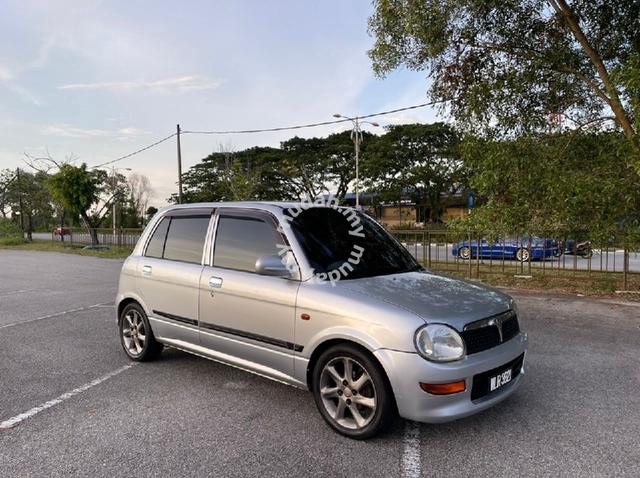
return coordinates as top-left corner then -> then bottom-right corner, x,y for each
116,202 -> 527,439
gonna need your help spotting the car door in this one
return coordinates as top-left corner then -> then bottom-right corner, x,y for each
198,208 -> 300,381
137,209 -> 213,346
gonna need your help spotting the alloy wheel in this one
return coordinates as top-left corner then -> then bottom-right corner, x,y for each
516,248 -> 530,262
319,357 -> 377,430
122,309 -> 147,357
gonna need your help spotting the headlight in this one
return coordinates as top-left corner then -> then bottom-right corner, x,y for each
414,324 -> 466,362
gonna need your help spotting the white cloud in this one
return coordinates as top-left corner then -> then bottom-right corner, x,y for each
0,65 -> 13,81
43,124 -> 111,138
43,124 -> 151,139
5,84 -> 41,106
58,75 -> 221,93
117,127 -> 150,136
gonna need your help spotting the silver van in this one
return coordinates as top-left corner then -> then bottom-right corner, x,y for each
116,202 -> 527,438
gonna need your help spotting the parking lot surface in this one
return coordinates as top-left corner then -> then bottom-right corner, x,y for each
1,249 -> 639,477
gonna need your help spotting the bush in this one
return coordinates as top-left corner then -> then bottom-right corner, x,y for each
0,218 -> 23,238
0,236 -> 27,246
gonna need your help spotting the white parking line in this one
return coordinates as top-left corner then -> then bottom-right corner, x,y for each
0,303 -> 111,330
401,421 -> 422,478
0,289 -> 34,297
0,364 -> 137,429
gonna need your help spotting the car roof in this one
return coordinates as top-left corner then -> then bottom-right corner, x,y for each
156,201 -> 345,216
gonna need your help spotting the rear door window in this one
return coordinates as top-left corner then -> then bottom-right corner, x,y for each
163,216 -> 211,264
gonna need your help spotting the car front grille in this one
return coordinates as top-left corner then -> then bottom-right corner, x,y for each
461,311 -> 520,355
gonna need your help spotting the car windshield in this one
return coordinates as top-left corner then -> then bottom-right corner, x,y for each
284,206 -> 421,280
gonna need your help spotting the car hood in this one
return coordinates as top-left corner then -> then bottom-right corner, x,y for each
338,271 -> 512,331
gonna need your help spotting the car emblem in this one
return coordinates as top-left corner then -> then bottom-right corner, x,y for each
488,316 -> 505,342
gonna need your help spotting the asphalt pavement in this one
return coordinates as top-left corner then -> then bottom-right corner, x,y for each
1,249 -> 639,477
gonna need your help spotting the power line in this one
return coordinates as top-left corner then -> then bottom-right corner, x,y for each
182,100 -> 441,135
89,100 -> 442,168
91,132 -> 177,169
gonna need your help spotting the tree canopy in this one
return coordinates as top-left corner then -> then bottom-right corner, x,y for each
363,123 -> 464,222
48,164 -> 114,244
368,0 -> 640,160
452,131 -> 640,242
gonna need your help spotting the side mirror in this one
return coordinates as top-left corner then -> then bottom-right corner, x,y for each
255,255 -> 291,277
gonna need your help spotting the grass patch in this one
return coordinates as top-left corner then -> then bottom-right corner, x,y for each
0,236 -> 28,246
0,239 -> 133,259
425,261 -> 640,296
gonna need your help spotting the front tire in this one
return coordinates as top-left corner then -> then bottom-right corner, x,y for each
515,248 -> 530,262
311,344 -> 395,439
119,302 -> 163,361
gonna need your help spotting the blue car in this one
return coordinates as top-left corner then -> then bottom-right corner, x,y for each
452,237 -> 559,262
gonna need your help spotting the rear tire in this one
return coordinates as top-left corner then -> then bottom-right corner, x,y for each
119,302 -> 163,362
458,246 -> 471,260
311,344 -> 395,439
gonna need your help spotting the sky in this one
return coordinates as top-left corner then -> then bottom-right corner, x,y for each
0,0 -> 442,205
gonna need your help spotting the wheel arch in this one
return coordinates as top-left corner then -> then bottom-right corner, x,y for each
305,338 -> 393,397
116,294 -> 150,324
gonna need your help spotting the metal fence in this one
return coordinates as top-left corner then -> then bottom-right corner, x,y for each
52,228 -> 143,248
389,229 -> 639,290
49,226 -> 638,289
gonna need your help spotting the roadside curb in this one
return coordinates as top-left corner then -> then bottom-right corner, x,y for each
496,286 -> 640,307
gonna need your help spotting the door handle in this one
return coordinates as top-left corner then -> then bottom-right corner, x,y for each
142,265 -> 152,276
209,276 -> 223,289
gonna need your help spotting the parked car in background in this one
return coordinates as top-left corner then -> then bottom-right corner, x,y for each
116,202 -> 527,439
452,236 -> 558,262
53,227 -> 72,236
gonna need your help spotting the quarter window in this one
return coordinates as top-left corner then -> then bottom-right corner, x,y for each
144,217 -> 169,258
162,216 -> 211,264
213,216 -> 280,272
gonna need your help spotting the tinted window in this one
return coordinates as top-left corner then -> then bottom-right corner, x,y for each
163,216 -> 210,264
286,207 -> 420,280
145,217 -> 169,258
214,216 -> 280,272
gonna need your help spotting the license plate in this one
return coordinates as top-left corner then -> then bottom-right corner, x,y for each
489,368 -> 512,392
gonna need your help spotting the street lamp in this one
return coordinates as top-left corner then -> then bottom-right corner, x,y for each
333,113 -> 380,208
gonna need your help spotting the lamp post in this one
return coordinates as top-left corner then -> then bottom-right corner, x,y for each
333,114 -> 379,208
110,166 -> 132,236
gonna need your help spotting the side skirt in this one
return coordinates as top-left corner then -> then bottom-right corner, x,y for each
156,336 -> 309,390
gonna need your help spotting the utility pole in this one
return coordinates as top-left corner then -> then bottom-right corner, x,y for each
111,166 -> 117,238
353,117 -> 361,208
109,166 -> 131,241
16,168 -> 24,234
332,114 -> 380,209
176,124 -> 183,204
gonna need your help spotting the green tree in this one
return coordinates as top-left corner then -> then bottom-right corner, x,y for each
280,131 -> 373,201
453,132 -> 640,242
3,169 -> 53,241
145,206 -> 158,223
178,146 -> 296,203
364,123 -> 464,222
47,164 -> 114,244
368,1 -> 640,156
0,169 -> 17,218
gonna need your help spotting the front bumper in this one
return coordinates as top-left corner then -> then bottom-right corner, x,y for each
375,332 -> 527,423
